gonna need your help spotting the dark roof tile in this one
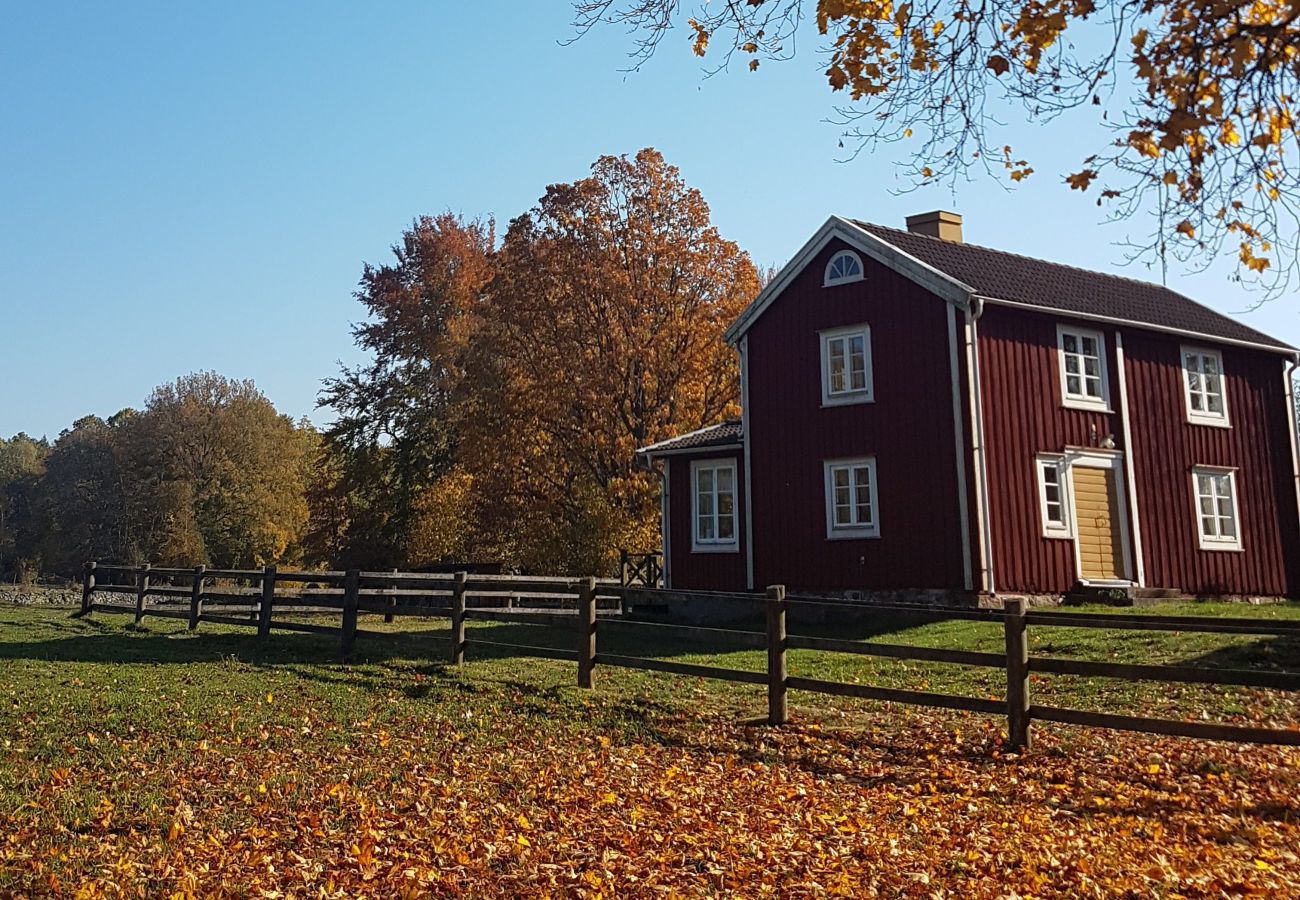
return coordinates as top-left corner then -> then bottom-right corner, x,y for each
856,222 -> 1294,351
637,419 -> 743,456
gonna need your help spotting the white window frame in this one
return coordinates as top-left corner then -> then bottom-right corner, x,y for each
1191,466 -> 1242,551
1056,324 -> 1111,411
823,250 -> 864,287
1035,454 -> 1073,539
1181,345 -> 1231,428
823,457 -> 880,540
690,458 -> 739,553
820,323 -> 874,407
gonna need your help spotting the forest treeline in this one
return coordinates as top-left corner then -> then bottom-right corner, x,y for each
1,149 -> 760,581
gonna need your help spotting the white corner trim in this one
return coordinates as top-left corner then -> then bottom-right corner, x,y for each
946,304 -> 974,591
1284,360 -> 1300,562
1114,333 -> 1147,587
660,461 -> 671,589
966,307 -> 995,594
723,216 -> 972,345
741,337 -> 755,591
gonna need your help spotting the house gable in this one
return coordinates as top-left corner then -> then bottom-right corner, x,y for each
723,216 -> 973,346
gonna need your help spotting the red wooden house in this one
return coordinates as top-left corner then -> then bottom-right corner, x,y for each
638,212 -> 1300,600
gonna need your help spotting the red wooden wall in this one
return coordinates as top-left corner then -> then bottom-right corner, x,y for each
744,239 -> 968,591
664,451 -> 748,591
976,306 -> 1123,593
1122,330 -> 1300,596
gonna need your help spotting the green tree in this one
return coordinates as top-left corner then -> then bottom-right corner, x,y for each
0,433 -> 49,581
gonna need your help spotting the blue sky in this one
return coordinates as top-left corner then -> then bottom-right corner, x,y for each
4,2 -> 1297,440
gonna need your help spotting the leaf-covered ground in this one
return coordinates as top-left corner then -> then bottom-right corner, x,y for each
2,605 -> 1299,897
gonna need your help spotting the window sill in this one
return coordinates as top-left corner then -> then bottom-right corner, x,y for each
821,393 -> 874,408
1042,530 -> 1074,540
1186,415 -> 1231,429
826,529 -> 880,541
1197,541 -> 1244,553
1061,398 -> 1113,414
691,542 -> 740,554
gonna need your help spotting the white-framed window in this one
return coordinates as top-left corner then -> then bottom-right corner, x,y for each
1056,325 -> 1110,410
1192,466 -> 1242,550
691,459 -> 738,552
824,457 -> 880,539
1035,454 -> 1073,538
1181,346 -> 1230,427
823,250 -> 864,287
820,324 -> 873,406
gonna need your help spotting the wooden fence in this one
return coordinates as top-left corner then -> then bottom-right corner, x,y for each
79,562 -> 1300,750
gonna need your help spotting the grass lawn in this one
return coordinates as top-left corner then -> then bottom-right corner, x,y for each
2,602 -> 1299,897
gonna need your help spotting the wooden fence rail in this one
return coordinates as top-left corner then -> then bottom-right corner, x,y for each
78,562 -> 1300,750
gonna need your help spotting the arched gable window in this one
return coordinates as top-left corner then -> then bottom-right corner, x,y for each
824,250 -> 864,286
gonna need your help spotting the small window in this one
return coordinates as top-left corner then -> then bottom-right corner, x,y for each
1035,455 -> 1072,538
820,324 -> 873,406
1182,346 -> 1230,427
1057,325 -> 1110,410
1193,467 -> 1241,550
692,460 -> 738,552
824,458 -> 879,539
823,250 -> 864,286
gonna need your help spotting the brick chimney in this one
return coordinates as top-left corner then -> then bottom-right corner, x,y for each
905,210 -> 963,243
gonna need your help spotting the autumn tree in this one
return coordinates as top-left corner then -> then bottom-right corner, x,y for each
316,214 -> 494,568
467,148 -> 760,572
575,0 -> 1300,290
118,373 -> 313,568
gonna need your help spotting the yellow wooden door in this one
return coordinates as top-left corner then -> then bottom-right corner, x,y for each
1071,466 -> 1125,581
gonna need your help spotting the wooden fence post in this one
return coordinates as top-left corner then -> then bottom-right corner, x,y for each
189,565 -> 205,631
258,565 -> 276,639
134,564 -> 151,626
1003,597 -> 1032,751
618,549 -> 630,586
339,569 -> 360,662
384,568 -> 398,623
766,584 -> 788,726
450,571 -> 467,665
577,576 -> 597,689
80,561 -> 96,617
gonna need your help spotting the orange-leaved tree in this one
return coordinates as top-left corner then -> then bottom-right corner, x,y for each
464,149 -> 760,573
575,0 -> 1300,291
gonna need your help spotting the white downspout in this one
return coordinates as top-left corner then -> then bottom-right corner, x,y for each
660,460 -> 671,589
947,303 -> 975,592
740,336 -> 755,591
964,298 -> 995,595
1114,332 -> 1146,586
1285,356 -> 1300,571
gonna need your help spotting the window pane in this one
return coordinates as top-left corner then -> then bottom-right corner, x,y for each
716,467 -> 733,493
1197,474 -> 1212,496
1203,355 -> 1219,376
698,516 -> 714,540
834,468 -> 849,489
1085,377 -> 1101,398
718,514 -> 734,540
1206,394 -> 1222,414
698,469 -> 713,493
1201,515 -> 1216,537
697,491 -> 713,517
1220,516 -> 1236,538
1184,352 -> 1199,372
1081,336 -> 1098,356
1084,357 -> 1100,377
1066,375 -> 1081,394
1199,496 -> 1214,516
1063,334 -> 1077,353
834,503 -> 852,526
1215,475 -> 1232,496
718,491 -> 733,517
1064,355 -> 1080,375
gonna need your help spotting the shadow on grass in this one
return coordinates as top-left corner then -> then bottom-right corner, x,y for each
1184,633 -> 1300,672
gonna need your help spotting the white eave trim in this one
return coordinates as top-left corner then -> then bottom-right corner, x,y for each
723,216 -> 973,346
977,295 -> 1297,357
636,432 -> 745,459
